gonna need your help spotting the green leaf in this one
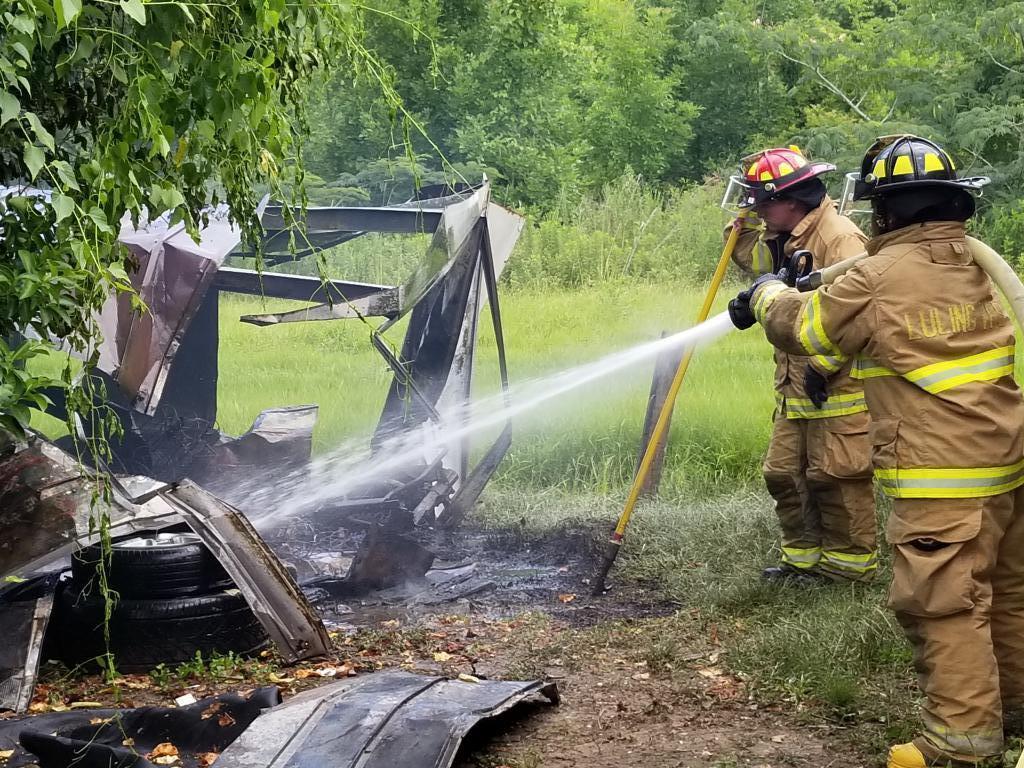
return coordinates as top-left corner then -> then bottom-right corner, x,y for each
11,15 -> 35,35
174,2 -> 194,21
120,0 -> 146,25
52,192 -> 75,223
110,58 -> 128,84
87,206 -> 112,233
25,112 -> 55,152
0,91 -> 19,126
23,143 -> 44,179
11,42 -> 31,65
53,159 -> 80,191
55,0 -> 82,28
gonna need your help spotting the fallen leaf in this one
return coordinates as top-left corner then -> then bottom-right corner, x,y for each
69,702 -> 103,709
174,694 -> 197,707
89,717 -> 110,725
457,673 -> 480,684
433,651 -> 452,663
122,739 -> 135,747
217,713 -> 236,728
0,749 -> 14,759
147,743 -> 179,760
316,667 -> 338,678
153,757 -> 180,766
197,753 -> 219,767
631,672 -> 650,681
771,735 -> 785,743
338,661 -> 357,676
267,673 -> 295,684
294,669 -> 317,680
381,619 -> 400,629
201,702 -> 224,719
557,593 -> 576,603
697,666 -> 724,678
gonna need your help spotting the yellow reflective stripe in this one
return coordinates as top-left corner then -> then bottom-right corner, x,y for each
752,281 -> 786,323
851,356 -> 896,380
781,546 -> 821,568
903,345 -> 1014,394
798,292 -> 836,357
812,352 -> 845,374
875,458 -> 1024,498
751,240 -> 772,276
784,391 -> 868,419
820,550 -> 878,573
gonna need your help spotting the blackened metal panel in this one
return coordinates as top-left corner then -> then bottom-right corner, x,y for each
163,481 -> 332,663
214,670 -> 558,768
0,595 -> 52,713
160,286 -> 219,425
372,220 -> 483,443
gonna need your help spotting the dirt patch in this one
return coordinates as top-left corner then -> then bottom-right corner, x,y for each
28,521 -> 874,767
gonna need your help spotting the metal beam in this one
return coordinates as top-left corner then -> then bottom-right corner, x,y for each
260,206 -> 443,235
214,268 -> 391,302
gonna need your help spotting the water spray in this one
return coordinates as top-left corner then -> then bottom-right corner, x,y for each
237,310 -> 735,530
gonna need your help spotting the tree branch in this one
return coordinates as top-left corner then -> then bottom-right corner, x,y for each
777,49 -> 874,121
983,46 -> 1023,74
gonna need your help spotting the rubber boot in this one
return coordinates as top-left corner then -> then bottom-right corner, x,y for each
887,743 -> 928,768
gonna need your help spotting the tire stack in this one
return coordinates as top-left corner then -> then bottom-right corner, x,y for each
55,533 -> 269,672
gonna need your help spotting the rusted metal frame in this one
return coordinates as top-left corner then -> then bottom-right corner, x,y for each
438,221 -> 513,528
235,229 -> 364,262
162,481 -> 332,663
370,333 -> 444,425
214,268 -> 391,303
259,206 -> 443,236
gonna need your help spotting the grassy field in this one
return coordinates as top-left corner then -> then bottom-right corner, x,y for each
215,279 -> 776,496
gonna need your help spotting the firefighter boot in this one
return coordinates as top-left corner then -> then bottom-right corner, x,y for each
760,563 -> 830,587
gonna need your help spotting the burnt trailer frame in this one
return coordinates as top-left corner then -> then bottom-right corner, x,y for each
46,180 -> 520,528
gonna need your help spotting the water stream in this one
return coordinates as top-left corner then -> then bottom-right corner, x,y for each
241,311 -> 736,528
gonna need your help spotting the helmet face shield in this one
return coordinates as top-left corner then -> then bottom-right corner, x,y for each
721,175 -> 758,214
838,172 -> 873,220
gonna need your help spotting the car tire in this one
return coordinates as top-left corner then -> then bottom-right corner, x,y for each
55,586 -> 269,672
71,533 -> 233,599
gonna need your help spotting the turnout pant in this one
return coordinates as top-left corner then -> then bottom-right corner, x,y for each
762,409 -> 877,580
888,488 -> 1024,762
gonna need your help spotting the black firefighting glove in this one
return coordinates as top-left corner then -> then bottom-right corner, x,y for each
804,364 -> 829,409
728,273 -> 783,330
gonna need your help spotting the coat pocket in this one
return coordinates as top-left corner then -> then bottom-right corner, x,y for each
821,413 -> 872,479
868,417 -> 899,471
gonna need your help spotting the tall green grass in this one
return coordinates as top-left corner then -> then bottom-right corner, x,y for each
214,279 -> 774,497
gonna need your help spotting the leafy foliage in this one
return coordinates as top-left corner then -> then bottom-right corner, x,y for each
0,0 -> 367,434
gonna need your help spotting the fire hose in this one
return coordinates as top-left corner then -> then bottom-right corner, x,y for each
797,238 -> 1024,332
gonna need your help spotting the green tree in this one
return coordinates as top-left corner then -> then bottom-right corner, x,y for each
0,0 -> 370,436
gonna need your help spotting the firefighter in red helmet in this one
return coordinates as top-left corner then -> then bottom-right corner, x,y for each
724,146 -> 878,584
